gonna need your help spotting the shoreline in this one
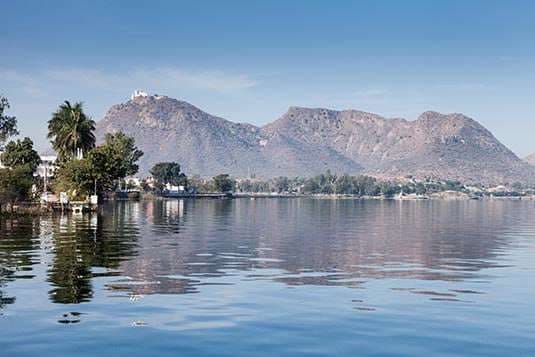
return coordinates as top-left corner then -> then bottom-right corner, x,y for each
146,192 -> 535,201
3,193 -> 533,217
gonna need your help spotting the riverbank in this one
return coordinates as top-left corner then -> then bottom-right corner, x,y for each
146,191 -> 535,201
3,193 -> 533,217
0,201 -> 99,216
0,203 -> 51,216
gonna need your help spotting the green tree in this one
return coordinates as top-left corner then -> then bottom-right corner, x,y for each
273,176 -> 290,193
187,175 -> 212,193
53,159 -> 94,200
302,178 -> 320,193
511,182 -> 523,192
150,162 -> 187,187
0,167 -> 33,213
1,137 -> 41,172
378,181 -> 398,197
87,132 -> 143,192
354,175 -> 379,196
414,182 -> 426,195
213,174 -> 234,193
334,174 -> 353,194
54,133 -> 143,198
47,101 -> 95,161
0,96 -> 18,145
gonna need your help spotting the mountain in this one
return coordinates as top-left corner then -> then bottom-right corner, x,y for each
95,94 -> 361,178
525,154 -> 535,166
96,92 -> 535,184
264,107 -> 534,184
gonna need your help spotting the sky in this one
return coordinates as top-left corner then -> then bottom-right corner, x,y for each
1,0 -> 534,156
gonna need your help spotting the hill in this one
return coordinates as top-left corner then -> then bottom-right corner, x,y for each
95,92 -> 534,184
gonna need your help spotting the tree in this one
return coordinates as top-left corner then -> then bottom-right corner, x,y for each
334,174 -> 354,194
53,132 -> 143,198
273,176 -> 290,193
1,137 -> 41,172
48,101 -> 95,161
354,175 -> 379,196
88,132 -> 143,191
53,159 -> 94,200
378,181 -> 398,197
0,137 -> 40,211
213,174 -> 234,193
414,182 -> 426,195
187,174 -> 211,193
150,162 -> 187,187
0,167 -> 33,213
0,96 -> 18,145
512,182 -> 523,192
302,178 -> 320,193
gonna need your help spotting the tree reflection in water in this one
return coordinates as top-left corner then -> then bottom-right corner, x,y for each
47,203 -> 140,304
0,218 -> 40,310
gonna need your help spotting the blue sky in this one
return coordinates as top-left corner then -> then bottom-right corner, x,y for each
1,0 -> 534,156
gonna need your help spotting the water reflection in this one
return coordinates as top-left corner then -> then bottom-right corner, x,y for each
0,218 -> 40,311
0,199 -> 534,308
47,203 -> 140,303
110,199 -> 531,297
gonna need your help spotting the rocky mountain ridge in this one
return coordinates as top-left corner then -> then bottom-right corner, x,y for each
95,93 -> 535,185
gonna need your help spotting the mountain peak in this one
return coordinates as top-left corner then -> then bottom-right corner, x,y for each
417,110 -> 470,120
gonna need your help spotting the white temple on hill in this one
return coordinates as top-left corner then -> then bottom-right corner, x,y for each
131,90 -> 148,100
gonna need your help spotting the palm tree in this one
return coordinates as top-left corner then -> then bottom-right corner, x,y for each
48,101 -> 96,160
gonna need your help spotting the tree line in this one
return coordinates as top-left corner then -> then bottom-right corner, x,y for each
221,172 -> 466,196
140,167 -> 477,197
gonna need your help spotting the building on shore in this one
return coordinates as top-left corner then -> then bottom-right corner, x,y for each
1,148 -> 57,176
34,155 -> 57,179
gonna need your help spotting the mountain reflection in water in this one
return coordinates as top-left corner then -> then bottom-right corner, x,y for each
1,199 -> 531,305
108,199 -> 524,297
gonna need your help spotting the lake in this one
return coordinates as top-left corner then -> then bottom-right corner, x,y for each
1,199 -> 535,356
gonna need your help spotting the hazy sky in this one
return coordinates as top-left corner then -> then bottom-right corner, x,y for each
1,0 -> 534,156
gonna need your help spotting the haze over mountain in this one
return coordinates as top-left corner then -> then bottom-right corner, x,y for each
96,92 -> 535,185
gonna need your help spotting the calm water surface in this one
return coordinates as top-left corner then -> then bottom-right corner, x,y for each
1,199 -> 535,356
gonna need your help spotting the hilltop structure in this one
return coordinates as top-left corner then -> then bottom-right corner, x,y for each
130,90 -> 148,100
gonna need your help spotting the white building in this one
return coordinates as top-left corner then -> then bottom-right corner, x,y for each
123,176 -> 142,191
35,155 -> 57,178
131,90 -> 148,100
0,148 -> 57,176
165,183 -> 185,193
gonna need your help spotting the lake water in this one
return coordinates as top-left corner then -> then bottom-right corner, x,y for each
1,199 -> 535,356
